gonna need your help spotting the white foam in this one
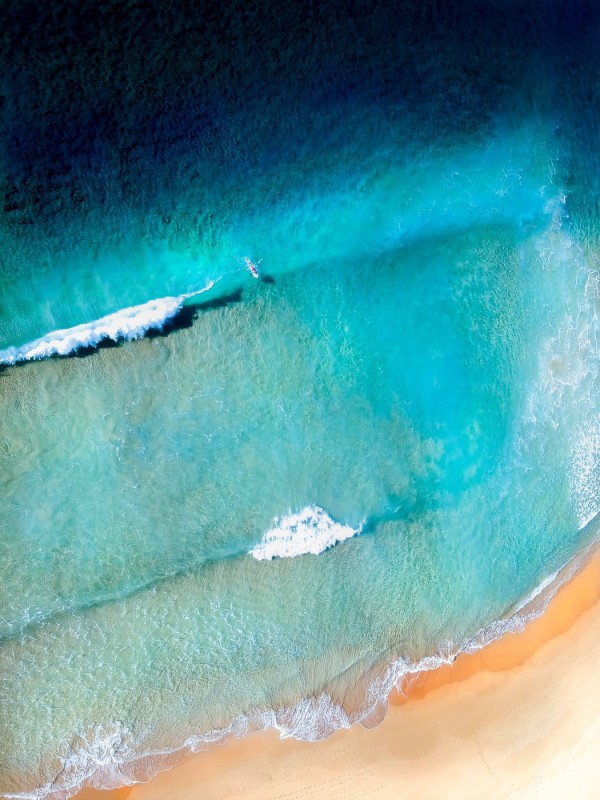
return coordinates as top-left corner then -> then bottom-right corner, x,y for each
2,722 -> 136,800
0,281 -> 218,366
250,505 -> 363,560
7,521 -> 600,800
518,197 -> 599,528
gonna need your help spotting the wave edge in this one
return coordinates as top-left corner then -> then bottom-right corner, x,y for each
0,281 -> 218,366
250,506 -> 363,560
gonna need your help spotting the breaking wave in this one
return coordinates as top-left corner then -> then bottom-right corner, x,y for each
0,281 -> 219,366
250,506 -> 363,560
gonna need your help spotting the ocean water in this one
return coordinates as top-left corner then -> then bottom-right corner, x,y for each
1,1 -> 599,797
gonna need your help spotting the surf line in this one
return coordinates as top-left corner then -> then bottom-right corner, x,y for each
0,279 -> 220,366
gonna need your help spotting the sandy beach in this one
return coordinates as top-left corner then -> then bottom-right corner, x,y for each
72,546 -> 600,800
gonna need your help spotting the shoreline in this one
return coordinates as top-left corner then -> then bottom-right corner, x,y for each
68,523 -> 600,800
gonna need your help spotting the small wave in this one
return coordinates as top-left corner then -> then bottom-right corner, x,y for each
0,281 -> 218,366
250,506 -> 363,560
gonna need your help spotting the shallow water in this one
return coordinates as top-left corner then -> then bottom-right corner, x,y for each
1,1 -> 599,797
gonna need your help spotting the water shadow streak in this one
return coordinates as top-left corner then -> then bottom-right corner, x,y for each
0,288 -> 246,371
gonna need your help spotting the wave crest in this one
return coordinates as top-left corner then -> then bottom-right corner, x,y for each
0,282 -> 217,366
250,506 -> 363,560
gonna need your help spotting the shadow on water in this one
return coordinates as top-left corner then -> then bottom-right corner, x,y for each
189,287 -> 245,314
0,288 -> 247,372
144,287 -> 246,340
75,288 -> 246,356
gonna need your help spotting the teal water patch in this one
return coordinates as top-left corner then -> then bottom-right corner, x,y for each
0,120 -> 552,352
0,217 -> 546,638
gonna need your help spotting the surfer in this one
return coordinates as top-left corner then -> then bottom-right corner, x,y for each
243,256 -> 260,279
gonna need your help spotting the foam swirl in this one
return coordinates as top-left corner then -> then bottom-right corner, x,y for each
250,506 -> 363,560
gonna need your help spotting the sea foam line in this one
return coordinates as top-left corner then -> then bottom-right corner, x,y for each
249,505 -> 363,560
0,281 -> 219,366
6,514 -> 600,800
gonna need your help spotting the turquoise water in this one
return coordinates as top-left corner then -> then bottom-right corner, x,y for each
1,1 -> 600,797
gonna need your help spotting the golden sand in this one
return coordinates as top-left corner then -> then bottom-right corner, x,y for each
74,548 -> 600,800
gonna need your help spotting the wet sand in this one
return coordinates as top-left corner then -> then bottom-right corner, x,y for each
74,546 -> 600,800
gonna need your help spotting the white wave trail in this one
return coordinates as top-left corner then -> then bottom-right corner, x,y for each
250,505 -> 363,560
0,281 -> 218,366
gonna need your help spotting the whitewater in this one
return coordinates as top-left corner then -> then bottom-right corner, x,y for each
250,506 -> 363,559
0,281 -> 218,365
